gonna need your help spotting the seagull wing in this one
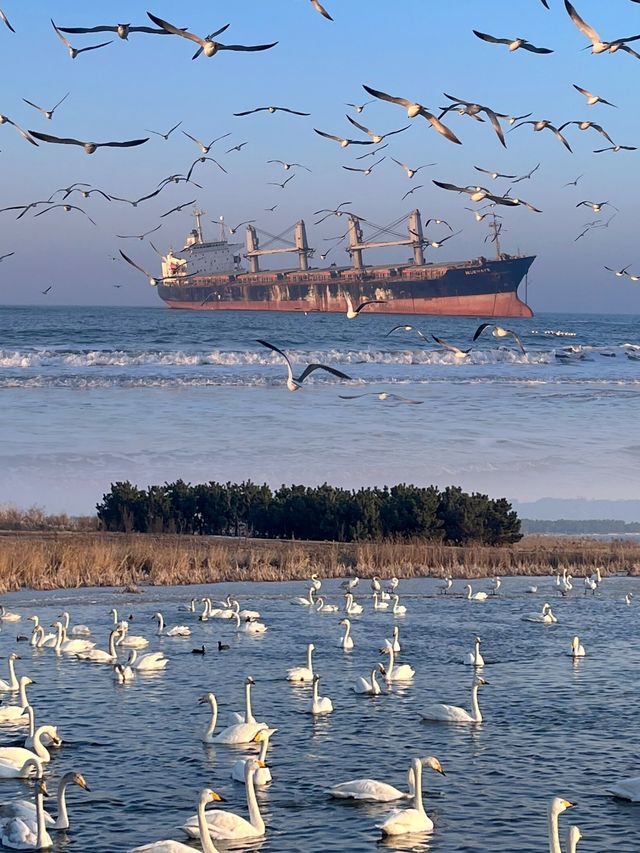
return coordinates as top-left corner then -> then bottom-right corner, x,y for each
51,19 -> 72,48
342,166 -> 366,173
356,300 -> 387,312
507,330 -> 526,354
418,110 -> 462,144
22,99 -> 45,115
297,364 -> 352,383
520,42 -> 553,54
234,108 -> 263,116
278,107 -> 311,116
28,131 -> 84,146
314,128 -> 344,143
256,339 -> 294,383
119,250 -> 151,278
146,12 -> 203,45
76,41 -> 113,54
346,115 -> 371,135
482,107 -> 507,148
548,125 -> 573,152
51,92 -> 70,112
432,180 -> 470,194
385,125 -> 411,137
57,25 -> 115,34
564,0 -> 601,44
432,335 -> 469,355
311,0 -> 334,20
473,323 -> 493,341
338,394 -> 371,399
96,138 -> 149,148
362,85 -> 412,108
0,8 -> 15,32
592,124 -> 615,143
473,30 -> 512,46
216,42 -> 278,52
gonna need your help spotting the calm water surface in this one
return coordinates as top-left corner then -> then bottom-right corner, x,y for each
0,576 -> 638,851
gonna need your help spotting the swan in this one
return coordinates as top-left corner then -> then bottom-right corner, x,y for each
420,676 -> 487,723
381,626 -> 401,653
287,643 -> 314,682
23,707 -> 59,751
75,629 -> 119,663
153,612 -> 191,637
305,675 -> 333,715
31,626 -> 56,650
0,654 -> 21,693
373,592 -> 389,610
0,606 -> 21,622
490,576 -> 502,595
465,584 -> 488,601
339,618 -> 354,651
380,645 -> 415,682
52,622 -> 95,655
232,613 -> 267,635
232,600 -> 261,621
527,585 -> 538,593
438,577 -> 452,594
229,676 -> 264,725
567,825 -> 582,852
315,597 -> 338,613
128,649 -> 168,672
291,587 -> 315,607
0,677 -> 32,724
464,636 -> 485,667
231,729 -> 275,786
377,756 -> 445,835
352,667 -> 382,695
0,771 -> 89,831
625,593 -> 634,606
332,755 -> 444,803
0,779 -> 52,850
199,599 -> 212,621
116,623 -> 149,649
310,573 -> 322,590
584,576 -> 597,595
340,577 -> 359,592
560,574 -> 573,595
609,773 -> 640,800
182,758 -> 266,840
114,663 -> 135,683
130,788 -> 223,853
570,636 -> 586,658
199,693 -> 220,744
58,611 -> 91,636
547,797 -> 575,853
211,683 -> 268,744
523,602 -> 557,624
0,726 -> 61,767
371,577 -> 382,593
387,577 -> 399,593
0,756 -> 43,780
344,593 -> 363,615
181,598 -> 197,613
392,595 -> 407,615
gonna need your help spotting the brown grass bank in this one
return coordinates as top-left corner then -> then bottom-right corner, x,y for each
0,531 -> 638,592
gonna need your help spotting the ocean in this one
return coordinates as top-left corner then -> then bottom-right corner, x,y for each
0,306 -> 638,514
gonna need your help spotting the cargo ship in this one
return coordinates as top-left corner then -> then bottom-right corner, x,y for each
156,209 -> 535,317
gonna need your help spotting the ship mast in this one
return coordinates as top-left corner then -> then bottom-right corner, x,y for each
489,214 -> 502,260
193,209 -> 206,244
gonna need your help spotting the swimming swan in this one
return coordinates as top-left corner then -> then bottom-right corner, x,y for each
153,612 -> 191,637
128,649 -> 168,672
0,756 -> 42,780
344,593 -> 363,615
291,587 -> 315,607
58,611 -> 91,636
0,726 -> 61,767
352,667 -> 382,695
392,595 -> 407,615
315,597 -> 338,613
381,626 -> 401,653
0,677 -> 33,724
567,825 -> 583,852
0,771 -> 89,830
0,606 -> 21,623
130,788 -> 223,852
331,756 -> 444,803
0,654 -> 20,693
377,756 -> 445,835
51,622 -> 95,655
287,643 -> 314,682
231,729 -> 274,786
380,645 -> 415,682
339,618 -> 354,651
465,584 -> 488,601
305,674 -> 333,715
0,780 -> 51,850
464,636 -> 485,667
75,629 -> 119,663
420,677 -> 487,723
523,602 -> 557,624
570,636 -> 586,658
547,797 -> 575,853
373,592 -> 389,610
211,682 -> 268,744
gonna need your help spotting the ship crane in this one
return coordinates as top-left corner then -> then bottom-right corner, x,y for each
347,210 -> 425,269
245,221 -> 314,273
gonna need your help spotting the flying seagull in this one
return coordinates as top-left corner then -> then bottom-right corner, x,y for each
116,225 -> 162,240
345,294 -> 387,318
145,121 -> 182,140
22,93 -> 70,121
234,106 -> 310,116
558,120 -> 615,144
119,249 -> 199,286
594,144 -> 636,153
0,251 -> 15,262
511,163 -> 541,183
432,335 -> 471,359
111,188 -> 165,207
511,119 -> 572,152
310,0 -> 333,20
433,181 -> 492,202
346,101 -> 374,113
401,185 -> 423,200
147,13 -> 277,57
356,144 -> 388,160
268,174 -> 296,189
474,166 -> 517,180
563,1 -> 640,56
0,115 -> 38,145
576,200 -> 616,212
339,392 -> 424,405
57,22 -> 173,39
160,200 -> 197,218
314,128 -> 374,148
424,232 -> 460,249
385,324 -> 428,340
342,158 -> 385,176
473,323 -> 526,353
256,339 -> 351,391
267,160 -> 311,171
572,84 -> 616,107
346,115 -> 410,143
391,158 -> 435,179
424,218 -> 453,231
563,174 -> 583,186
226,142 -> 249,153
51,20 -> 112,58
604,264 -> 632,277
362,85 -> 461,144
41,286 -> 53,295
466,208 -> 498,223
0,8 -> 15,32
182,131 -> 231,154
34,204 -> 96,225
440,94 -> 508,147
186,156 -> 227,182
29,130 -> 148,154
228,220 -> 255,234
473,30 -> 553,53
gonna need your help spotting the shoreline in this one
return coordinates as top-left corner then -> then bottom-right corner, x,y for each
0,530 -> 638,591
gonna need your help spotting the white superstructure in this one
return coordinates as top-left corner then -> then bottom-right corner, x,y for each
160,211 -> 244,280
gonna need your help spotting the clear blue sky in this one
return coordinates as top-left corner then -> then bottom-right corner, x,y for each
0,0 -> 639,313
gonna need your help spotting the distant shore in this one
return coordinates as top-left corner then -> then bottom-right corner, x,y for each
0,530 -> 638,592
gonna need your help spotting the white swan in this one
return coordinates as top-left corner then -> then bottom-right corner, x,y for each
130,788 -> 223,853
75,629 -> 119,663
231,729 -> 274,786
420,677 -> 487,723
232,600 -> 261,621
548,797 -> 575,853
381,645 -> 415,682
199,693 -> 220,744
232,613 -> 267,635
0,654 -> 20,693
609,774 -> 640,800
182,759 -> 265,840
0,726 -> 61,767
0,779 -> 51,850
0,606 -> 21,622
584,576 -> 597,595
116,622 -> 149,649
287,643 -> 314,682
527,585 -> 538,593
291,587 -> 315,607
310,573 -> 322,591
114,663 -> 135,684
464,636 -> 485,667
491,576 -> 502,595
58,611 -> 91,637
52,622 -> 95,655
344,593 -> 363,615
333,756 -> 444,803
381,626 -> 401,653
465,584 -> 488,601
570,636 -> 586,658
305,675 -> 333,715
0,771 -> 89,830
315,597 -> 338,613
567,825 -> 582,852
0,677 -> 32,724
339,618 -> 354,651
353,667 -> 382,695
373,592 -> 389,610
24,707 -> 59,750
230,676 -> 263,725
341,577 -> 359,591
31,626 -> 56,650
438,577 -> 452,594
625,593 -> 633,606
523,602 -> 557,624
0,756 -> 42,780
212,684 -> 268,745
391,595 -> 407,615
153,612 -> 191,637
128,649 -> 168,672
377,756 -> 444,835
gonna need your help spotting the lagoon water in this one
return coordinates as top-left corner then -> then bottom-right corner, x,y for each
0,306 -> 639,513
0,576 -> 638,851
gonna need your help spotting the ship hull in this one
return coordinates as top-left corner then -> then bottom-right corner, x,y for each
157,255 -> 535,318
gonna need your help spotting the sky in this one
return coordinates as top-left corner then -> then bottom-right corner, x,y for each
0,0 -> 639,313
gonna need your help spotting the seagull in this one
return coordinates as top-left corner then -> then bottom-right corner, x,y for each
2,200 -> 52,219
346,100 -> 374,113
34,204 -> 96,225
111,188 -> 165,207
256,339 -> 351,391
440,94 -> 508,147
182,131 -> 231,153
310,0 -> 333,20
473,30 -> 553,53
465,208 -> 498,222
65,187 -> 112,201
563,174 -> 583,186
362,85 -> 461,143
147,13 -> 277,57
342,158 -> 385,176
576,200 -> 616,212
29,130 -> 148,154
564,1 -> 640,55
385,324 -> 428,340
356,143 -> 388,160
401,185 -> 423,200
160,200 -> 197,218
0,8 -> 15,32
338,392 -> 423,404
186,156 -> 227,182
425,217 -> 453,231
432,335 -> 471,359
145,121 -> 182,140
345,294 -> 387,318
22,93 -> 70,121
41,285 -> 53,295
473,323 -> 526,353
594,144 -> 637,153
265,204 -> 278,212
268,174 -> 296,189
558,120 -> 615,144
433,181 -> 492,202
486,193 -> 542,213
51,20 -> 112,58
228,220 -> 255,234
474,166 -> 517,180
511,119 -> 572,152
226,141 -> 249,153
604,264 -> 632,277
57,22 -> 173,39
573,84 -> 616,107
424,232 -> 460,249
314,128 -> 374,148
234,106 -> 310,116
0,251 -> 15,262
119,250 -> 199,286
116,225 -> 162,240
267,160 -> 311,171
345,115 -> 410,143
391,158 -> 436,178
511,163 -> 541,183
0,115 -> 38,145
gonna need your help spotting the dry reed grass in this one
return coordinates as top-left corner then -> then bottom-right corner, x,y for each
0,531 -> 637,592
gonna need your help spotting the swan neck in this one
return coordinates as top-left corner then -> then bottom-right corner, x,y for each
245,764 -> 265,834
412,760 -> 424,813
245,681 -> 255,723
306,645 -> 314,673
26,704 -> 35,737
259,735 -> 269,763
108,631 -> 117,658
198,793 -> 218,853
54,622 -> 63,651
387,646 -> 395,676
344,620 -> 351,640
313,679 -> 319,702
36,784 -> 48,849
471,683 -> 482,722
61,612 -> 70,630
19,679 -> 29,708
548,804 -> 561,853
33,728 -> 50,762
206,695 -> 218,738
55,775 -> 70,830
8,655 -> 17,690
233,612 -> 240,628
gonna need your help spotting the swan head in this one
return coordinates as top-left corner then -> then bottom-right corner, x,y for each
70,772 -> 90,791
198,692 -> 216,705
21,676 -> 34,686
421,756 -> 446,776
37,780 -> 50,798
474,636 -> 481,644
474,676 -> 489,686
308,643 -> 315,652
245,676 -> 255,686
252,728 -> 276,743
568,826 -> 582,844
8,653 -> 20,661
201,787 -> 226,804
339,618 -> 350,626
550,797 -> 575,816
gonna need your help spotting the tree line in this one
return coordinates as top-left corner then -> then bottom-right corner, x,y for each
96,480 -> 522,545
